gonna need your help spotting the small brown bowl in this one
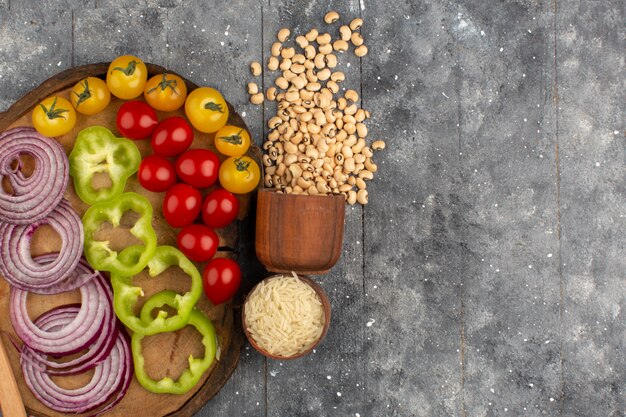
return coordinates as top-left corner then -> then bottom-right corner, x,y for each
255,188 -> 345,275
242,275 -> 331,360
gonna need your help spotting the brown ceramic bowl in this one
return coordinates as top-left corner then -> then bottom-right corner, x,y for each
242,275 -> 331,360
255,188 -> 345,275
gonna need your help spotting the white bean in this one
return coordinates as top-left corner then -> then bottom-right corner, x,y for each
372,140 -> 386,150
250,93 -> 264,104
357,189 -> 368,205
250,61 -> 262,76
350,18 -> 363,31
324,11 -> 340,24
277,28 -> 290,42
247,82 -> 259,95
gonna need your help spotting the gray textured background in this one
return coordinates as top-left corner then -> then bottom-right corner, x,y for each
0,0 -> 624,416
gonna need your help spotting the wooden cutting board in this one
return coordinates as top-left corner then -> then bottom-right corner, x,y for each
0,63 -> 255,417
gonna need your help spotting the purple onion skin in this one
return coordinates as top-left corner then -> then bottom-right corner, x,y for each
0,127 -> 69,224
0,201 -> 84,293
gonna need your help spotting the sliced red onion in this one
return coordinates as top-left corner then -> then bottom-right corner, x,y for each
21,256 -> 99,295
21,329 -> 133,415
21,288 -> 118,375
0,199 -> 84,292
0,127 -> 69,224
10,273 -> 110,355
83,333 -> 133,417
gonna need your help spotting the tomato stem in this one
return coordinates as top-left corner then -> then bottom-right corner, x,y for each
72,78 -> 92,108
40,97 -> 68,120
217,129 -> 244,145
234,157 -> 252,178
146,74 -> 179,95
112,60 -> 137,76
204,102 -> 224,113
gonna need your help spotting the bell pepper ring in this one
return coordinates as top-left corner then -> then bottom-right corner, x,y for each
110,245 -> 203,335
69,126 -> 141,205
132,298 -> 217,395
82,192 -> 157,276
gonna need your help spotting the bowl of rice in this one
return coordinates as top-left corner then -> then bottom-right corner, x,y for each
242,273 -> 331,359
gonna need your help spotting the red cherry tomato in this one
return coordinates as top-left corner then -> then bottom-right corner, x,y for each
162,184 -> 202,228
138,155 -> 177,192
116,100 -> 158,139
202,189 -> 239,228
176,224 -> 219,262
150,116 -> 194,157
202,258 -> 241,305
175,149 -> 220,188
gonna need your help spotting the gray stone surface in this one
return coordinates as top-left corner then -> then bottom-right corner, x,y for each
361,1 -> 463,416
0,7 -> 72,111
73,7 -> 168,66
0,0 -> 623,416
557,1 -> 625,416
97,0 -> 181,7
456,1 -> 563,415
9,0 -> 96,9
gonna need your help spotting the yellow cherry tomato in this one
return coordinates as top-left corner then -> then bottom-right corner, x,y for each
32,96 -> 76,137
218,156 -> 260,194
106,55 -> 148,100
185,87 -> 229,133
70,77 -> 111,115
214,125 -> 251,157
144,73 -> 187,112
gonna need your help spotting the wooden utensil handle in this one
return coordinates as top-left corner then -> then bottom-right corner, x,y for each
0,337 -> 27,417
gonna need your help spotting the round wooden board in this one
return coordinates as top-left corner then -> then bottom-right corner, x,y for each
0,63 -> 255,417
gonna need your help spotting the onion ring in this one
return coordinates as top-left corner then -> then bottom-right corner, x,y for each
21,284 -> 118,375
0,127 -> 69,224
20,256 -> 99,295
10,273 -> 109,355
0,199 -> 84,292
21,329 -> 132,415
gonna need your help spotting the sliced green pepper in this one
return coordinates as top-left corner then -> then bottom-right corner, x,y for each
82,192 -> 157,276
110,245 -> 203,335
69,126 -> 141,204
139,289 -> 186,324
132,295 -> 217,395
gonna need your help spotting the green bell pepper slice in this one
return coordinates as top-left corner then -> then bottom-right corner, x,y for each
110,245 -> 203,335
132,297 -> 217,395
69,126 -> 141,204
82,192 -> 157,276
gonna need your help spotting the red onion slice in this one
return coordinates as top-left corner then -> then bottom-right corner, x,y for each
21,289 -> 118,375
22,256 -> 99,295
10,273 -> 109,355
0,199 -> 84,292
0,127 -> 69,224
21,329 -> 132,415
